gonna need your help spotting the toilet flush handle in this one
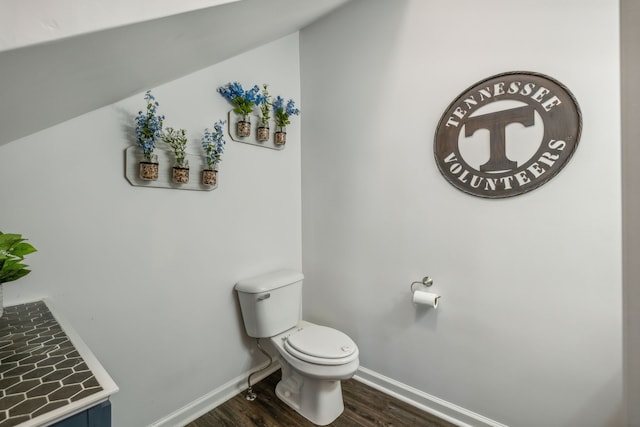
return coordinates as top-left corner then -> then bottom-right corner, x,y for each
256,293 -> 271,301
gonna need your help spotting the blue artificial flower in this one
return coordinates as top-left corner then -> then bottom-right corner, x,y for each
202,119 -> 227,167
135,90 -> 164,161
285,100 -> 300,117
273,96 -> 300,128
217,82 -> 263,117
272,96 -> 284,112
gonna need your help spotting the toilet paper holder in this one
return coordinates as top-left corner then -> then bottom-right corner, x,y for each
410,276 -> 433,292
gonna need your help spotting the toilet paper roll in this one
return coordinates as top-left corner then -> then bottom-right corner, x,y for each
412,290 -> 440,308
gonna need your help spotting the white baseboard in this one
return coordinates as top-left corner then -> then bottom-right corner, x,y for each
148,362 -> 281,427
354,366 -> 508,427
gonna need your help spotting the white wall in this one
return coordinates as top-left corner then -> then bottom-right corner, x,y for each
0,33 -> 301,427
300,1 -> 622,426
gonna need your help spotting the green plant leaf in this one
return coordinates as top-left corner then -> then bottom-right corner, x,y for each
11,242 -> 37,258
2,259 -> 26,270
0,230 -> 36,284
0,268 -> 30,283
0,233 -> 24,251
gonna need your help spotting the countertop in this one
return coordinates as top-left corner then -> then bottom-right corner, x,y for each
0,300 -> 118,426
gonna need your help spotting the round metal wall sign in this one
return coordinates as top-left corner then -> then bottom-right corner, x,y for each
434,71 -> 581,198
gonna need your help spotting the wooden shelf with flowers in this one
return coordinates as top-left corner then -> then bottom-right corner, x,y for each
218,82 -> 300,150
125,91 -> 226,191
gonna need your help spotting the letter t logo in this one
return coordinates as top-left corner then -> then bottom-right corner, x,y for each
464,105 -> 536,172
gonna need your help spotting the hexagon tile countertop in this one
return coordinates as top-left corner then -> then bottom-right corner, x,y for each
0,301 -> 118,427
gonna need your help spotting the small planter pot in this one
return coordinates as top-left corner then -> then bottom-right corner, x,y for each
237,116 -> 251,137
173,167 -> 190,184
256,125 -> 269,142
202,168 -> 218,186
274,127 -> 287,146
139,154 -> 159,181
172,159 -> 190,184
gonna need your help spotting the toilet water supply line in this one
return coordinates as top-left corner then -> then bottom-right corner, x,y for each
246,338 -> 274,401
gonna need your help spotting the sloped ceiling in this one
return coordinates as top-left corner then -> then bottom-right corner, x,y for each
0,0 -> 350,146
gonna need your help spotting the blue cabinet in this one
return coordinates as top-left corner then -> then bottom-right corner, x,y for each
52,400 -> 111,427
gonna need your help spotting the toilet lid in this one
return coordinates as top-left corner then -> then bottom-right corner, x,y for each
284,324 -> 358,365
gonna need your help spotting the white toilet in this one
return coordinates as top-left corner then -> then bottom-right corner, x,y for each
235,269 -> 359,426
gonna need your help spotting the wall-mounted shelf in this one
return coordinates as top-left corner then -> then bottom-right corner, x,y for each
227,111 -> 285,150
124,146 -> 218,191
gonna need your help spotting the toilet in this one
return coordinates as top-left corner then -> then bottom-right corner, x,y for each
235,269 -> 359,426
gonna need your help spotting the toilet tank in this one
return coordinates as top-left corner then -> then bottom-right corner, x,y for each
235,269 -> 304,338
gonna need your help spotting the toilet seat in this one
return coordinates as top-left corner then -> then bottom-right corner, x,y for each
283,324 -> 358,366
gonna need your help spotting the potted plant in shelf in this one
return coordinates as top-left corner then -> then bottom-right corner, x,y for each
217,82 -> 261,137
256,84 -> 271,142
273,96 -> 300,146
135,90 -> 165,181
201,120 -> 227,186
0,231 -> 37,317
163,127 -> 190,184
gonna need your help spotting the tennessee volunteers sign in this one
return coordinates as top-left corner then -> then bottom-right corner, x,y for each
434,71 -> 581,198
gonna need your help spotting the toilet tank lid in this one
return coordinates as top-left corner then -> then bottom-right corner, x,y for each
235,269 -> 304,293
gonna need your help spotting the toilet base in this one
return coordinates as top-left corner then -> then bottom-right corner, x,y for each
275,365 -> 345,426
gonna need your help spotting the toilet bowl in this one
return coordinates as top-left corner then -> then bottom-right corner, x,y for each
272,321 -> 359,378
270,321 -> 359,425
235,270 -> 360,426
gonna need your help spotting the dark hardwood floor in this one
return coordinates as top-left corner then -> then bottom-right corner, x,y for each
185,370 -> 458,427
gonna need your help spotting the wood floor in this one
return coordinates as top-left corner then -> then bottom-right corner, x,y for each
185,370 -> 458,427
